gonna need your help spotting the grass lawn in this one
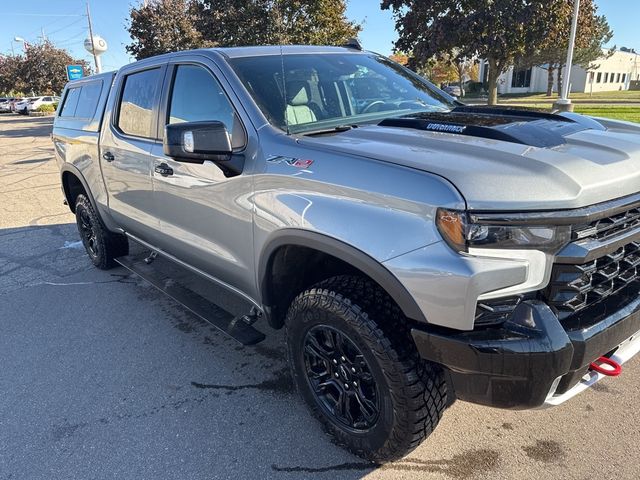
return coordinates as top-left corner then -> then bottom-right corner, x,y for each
489,103 -> 640,123
497,90 -> 640,102
573,106 -> 640,123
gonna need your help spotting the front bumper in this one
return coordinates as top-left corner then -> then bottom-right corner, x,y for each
412,297 -> 640,409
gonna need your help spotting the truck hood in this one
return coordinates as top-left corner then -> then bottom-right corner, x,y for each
300,107 -> 640,211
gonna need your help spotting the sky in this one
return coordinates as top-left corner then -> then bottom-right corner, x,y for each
2,0 -> 639,71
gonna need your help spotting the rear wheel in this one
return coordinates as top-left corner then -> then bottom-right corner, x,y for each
75,194 -> 128,270
285,275 -> 448,461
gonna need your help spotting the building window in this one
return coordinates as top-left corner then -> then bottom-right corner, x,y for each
610,73 -> 615,83
622,73 -> 627,83
616,73 -> 621,82
604,72 -> 609,82
511,68 -> 532,88
596,72 -> 602,83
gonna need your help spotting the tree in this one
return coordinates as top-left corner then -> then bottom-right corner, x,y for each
126,0 -> 212,59
381,0 -> 567,105
0,55 -> 24,94
514,0 -> 612,96
0,42 -> 90,95
388,52 -> 409,65
418,56 -> 458,85
440,49 -> 476,97
127,0 -> 361,60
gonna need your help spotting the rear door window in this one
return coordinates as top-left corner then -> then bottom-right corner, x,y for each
117,68 -> 162,138
74,82 -> 102,119
60,87 -> 81,117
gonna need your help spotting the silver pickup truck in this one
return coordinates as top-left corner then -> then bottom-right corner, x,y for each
53,44 -> 640,461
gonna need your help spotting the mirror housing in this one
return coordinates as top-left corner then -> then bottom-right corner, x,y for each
163,121 -> 232,163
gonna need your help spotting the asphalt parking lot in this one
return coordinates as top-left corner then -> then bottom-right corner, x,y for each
1,114 -> 638,479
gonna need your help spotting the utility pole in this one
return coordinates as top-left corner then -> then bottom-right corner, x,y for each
40,27 -> 47,42
86,1 -> 99,73
554,0 -> 580,112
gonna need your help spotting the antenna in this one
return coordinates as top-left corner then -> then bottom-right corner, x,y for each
280,44 -> 290,135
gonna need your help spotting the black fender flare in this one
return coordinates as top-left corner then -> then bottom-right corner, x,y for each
60,163 -> 99,214
258,229 -> 427,324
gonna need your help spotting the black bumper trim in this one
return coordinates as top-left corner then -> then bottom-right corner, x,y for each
412,297 -> 640,409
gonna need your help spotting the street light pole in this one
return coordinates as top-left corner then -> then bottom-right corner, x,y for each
554,0 -> 581,112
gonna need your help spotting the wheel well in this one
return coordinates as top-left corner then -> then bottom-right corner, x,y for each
61,171 -> 86,213
262,244 -> 405,329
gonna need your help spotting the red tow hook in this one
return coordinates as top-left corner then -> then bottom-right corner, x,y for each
589,356 -> 622,377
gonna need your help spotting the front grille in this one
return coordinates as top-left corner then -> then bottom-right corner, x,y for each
546,241 -> 640,319
573,206 -> 640,242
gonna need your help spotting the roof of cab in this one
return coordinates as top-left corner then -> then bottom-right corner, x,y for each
214,45 -> 364,58
65,70 -> 116,86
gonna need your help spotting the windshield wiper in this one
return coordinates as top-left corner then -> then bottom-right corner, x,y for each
303,124 -> 358,136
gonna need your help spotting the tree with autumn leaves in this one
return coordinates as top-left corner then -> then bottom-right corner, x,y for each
0,41 -> 90,95
126,0 -> 361,60
382,0 -> 613,104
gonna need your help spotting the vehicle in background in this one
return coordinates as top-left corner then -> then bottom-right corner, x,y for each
0,98 -> 13,112
443,84 -> 463,97
26,96 -> 60,112
14,97 -> 35,114
9,98 -> 25,112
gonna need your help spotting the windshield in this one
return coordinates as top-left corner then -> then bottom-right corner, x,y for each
229,53 -> 455,134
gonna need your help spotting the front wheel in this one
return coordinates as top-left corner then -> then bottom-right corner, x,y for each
285,275 -> 448,461
75,194 -> 128,270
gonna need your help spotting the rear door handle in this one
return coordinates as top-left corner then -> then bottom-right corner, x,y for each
154,163 -> 174,176
102,151 -> 115,162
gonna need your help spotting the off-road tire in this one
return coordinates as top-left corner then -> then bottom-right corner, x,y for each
75,194 -> 128,270
285,275 -> 448,462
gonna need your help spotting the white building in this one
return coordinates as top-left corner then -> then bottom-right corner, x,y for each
478,49 -> 640,95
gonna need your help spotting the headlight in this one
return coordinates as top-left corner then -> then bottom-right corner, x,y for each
436,208 -> 571,254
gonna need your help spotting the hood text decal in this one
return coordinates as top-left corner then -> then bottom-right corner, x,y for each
425,123 -> 467,133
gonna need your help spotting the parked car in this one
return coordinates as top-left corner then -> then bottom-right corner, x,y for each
0,98 -> 13,112
2,97 -> 24,113
9,97 -> 24,112
14,97 -> 35,114
53,45 -> 640,462
26,96 -> 60,112
443,84 -> 463,97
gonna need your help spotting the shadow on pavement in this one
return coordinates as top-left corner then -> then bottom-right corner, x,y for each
0,224 -> 375,478
0,115 -> 53,138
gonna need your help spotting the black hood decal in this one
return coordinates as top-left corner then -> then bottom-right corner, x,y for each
378,105 -> 604,148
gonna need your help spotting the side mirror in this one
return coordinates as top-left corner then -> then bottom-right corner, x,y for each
163,121 -> 232,163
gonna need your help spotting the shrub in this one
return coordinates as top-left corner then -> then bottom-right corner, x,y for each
37,103 -> 56,113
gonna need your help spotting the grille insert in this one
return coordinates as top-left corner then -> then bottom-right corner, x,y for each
546,241 -> 640,319
573,207 -> 640,242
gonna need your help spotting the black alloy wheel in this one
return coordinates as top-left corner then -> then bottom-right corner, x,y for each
303,325 -> 380,431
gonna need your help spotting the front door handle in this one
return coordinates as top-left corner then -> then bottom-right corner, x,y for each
102,151 -> 115,162
154,163 -> 174,176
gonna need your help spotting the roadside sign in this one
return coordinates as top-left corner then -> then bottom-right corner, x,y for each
66,65 -> 84,81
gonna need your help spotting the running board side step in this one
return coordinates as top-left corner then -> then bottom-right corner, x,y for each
115,255 -> 266,346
